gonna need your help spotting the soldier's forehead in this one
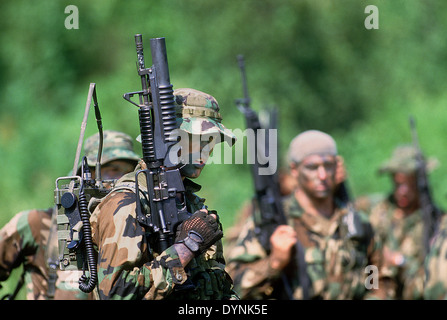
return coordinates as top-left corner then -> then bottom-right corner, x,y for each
301,154 -> 336,164
392,171 -> 417,181
102,160 -> 135,168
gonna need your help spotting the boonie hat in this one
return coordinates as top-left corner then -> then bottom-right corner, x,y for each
174,88 -> 236,146
378,144 -> 439,174
84,130 -> 141,166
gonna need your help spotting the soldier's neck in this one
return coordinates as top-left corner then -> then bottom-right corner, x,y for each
295,189 -> 334,219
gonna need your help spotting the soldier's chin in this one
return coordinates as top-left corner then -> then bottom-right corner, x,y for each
190,169 -> 202,179
396,198 -> 409,208
180,164 -> 204,179
313,189 -> 331,199
188,170 -> 202,179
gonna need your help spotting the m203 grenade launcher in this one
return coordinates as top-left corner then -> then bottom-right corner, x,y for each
123,34 -> 189,256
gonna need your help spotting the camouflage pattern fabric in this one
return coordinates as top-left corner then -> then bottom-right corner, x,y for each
83,130 -> 141,168
90,165 -> 237,300
226,195 -> 395,300
223,200 -> 253,260
365,144 -> 439,300
0,208 -> 93,300
378,144 -> 438,175
173,88 -> 236,146
424,214 -> 447,299
367,196 -> 425,299
0,130 -> 139,299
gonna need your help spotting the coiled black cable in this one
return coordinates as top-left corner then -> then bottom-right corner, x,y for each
78,157 -> 98,293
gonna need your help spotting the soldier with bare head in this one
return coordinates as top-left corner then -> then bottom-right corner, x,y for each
227,130 -> 395,300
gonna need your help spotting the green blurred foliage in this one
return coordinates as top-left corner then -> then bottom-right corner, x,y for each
1,0 -> 447,298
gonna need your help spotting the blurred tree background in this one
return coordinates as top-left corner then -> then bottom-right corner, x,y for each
2,0 -> 447,298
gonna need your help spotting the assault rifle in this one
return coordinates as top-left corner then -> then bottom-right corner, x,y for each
235,54 -> 310,299
409,116 -> 443,257
235,55 -> 283,238
123,35 -> 189,254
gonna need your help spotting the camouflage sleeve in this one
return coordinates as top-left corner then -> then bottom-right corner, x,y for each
362,222 -> 397,300
0,210 -> 45,281
424,216 -> 447,300
91,191 -> 188,300
401,262 -> 425,300
225,219 -> 281,299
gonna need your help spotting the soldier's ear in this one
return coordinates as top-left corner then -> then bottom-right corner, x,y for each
290,162 -> 299,179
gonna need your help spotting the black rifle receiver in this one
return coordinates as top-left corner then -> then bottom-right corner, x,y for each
235,55 -> 310,299
124,35 -> 189,254
409,116 -> 442,257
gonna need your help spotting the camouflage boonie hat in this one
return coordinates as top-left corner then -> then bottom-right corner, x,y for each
84,130 -> 141,166
378,144 -> 439,174
173,88 -> 236,146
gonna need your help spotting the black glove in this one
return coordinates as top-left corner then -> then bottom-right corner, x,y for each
175,210 -> 223,255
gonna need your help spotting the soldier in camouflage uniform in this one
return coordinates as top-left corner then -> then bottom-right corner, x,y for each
224,155 -> 348,259
0,130 -> 140,299
227,130 -> 394,299
223,169 -> 297,259
90,88 -> 239,300
424,213 -> 447,299
366,144 -> 440,299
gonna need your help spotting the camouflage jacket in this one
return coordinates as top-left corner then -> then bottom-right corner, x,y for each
0,208 -> 93,300
424,213 -> 447,299
90,170 -> 237,300
227,194 -> 395,300
368,195 -> 425,299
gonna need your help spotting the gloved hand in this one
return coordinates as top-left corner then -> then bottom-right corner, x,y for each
175,209 -> 223,255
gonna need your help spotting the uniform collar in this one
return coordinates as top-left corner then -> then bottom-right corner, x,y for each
285,193 -> 349,237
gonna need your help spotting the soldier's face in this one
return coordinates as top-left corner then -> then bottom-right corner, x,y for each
180,134 -> 216,179
392,172 -> 419,210
294,154 -> 337,200
90,160 -> 136,185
